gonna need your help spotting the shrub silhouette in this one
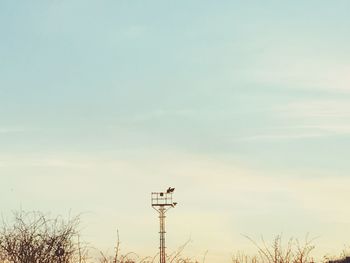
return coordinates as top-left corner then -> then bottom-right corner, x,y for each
0,211 -> 85,263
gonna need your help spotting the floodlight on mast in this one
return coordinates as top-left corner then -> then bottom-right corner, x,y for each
151,187 -> 177,263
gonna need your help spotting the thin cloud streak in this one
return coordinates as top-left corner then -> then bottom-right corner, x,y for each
233,124 -> 350,142
232,99 -> 350,142
0,127 -> 29,134
235,133 -> 326,142
281,100 -> 350,118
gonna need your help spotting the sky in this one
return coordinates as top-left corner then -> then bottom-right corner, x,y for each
1,0 -> 350,262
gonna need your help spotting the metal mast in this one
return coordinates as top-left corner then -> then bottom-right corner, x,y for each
151,187 -> 177,263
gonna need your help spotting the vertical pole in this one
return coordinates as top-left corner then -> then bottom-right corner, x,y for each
159,207 -> 166,263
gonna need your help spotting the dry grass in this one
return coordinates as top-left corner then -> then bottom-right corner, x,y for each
98,236 -> 200,263
234,234 -> 316,263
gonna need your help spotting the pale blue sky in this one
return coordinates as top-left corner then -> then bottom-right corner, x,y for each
1,1 -> 350,262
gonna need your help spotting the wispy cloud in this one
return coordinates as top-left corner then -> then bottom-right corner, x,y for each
252,64 -> 350,92
235,132 -> 326,142
0,127 -> 27,134
126,109 -> 197,122
234,124 -> 350,142
242,40 -> 350,93
236,98 -> 350,142
282,100 -> 350,118
0,126 -> 39,134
